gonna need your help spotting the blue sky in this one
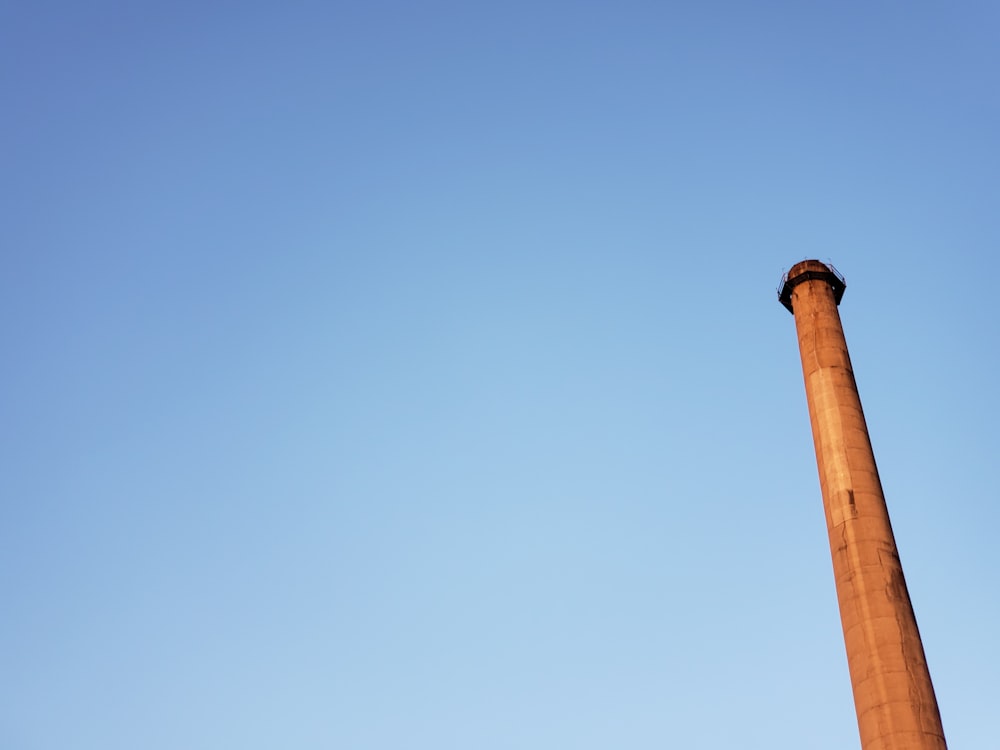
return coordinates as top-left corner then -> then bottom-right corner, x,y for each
2,2 -> 998,748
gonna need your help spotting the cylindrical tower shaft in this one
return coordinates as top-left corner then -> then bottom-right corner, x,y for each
779,260 -> 946,750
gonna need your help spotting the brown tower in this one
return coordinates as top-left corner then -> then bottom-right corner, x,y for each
778,260 -> 946,750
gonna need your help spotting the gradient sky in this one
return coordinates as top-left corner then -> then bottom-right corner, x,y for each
2,2 -> 998,748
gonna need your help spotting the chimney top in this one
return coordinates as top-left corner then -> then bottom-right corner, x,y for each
777,260 -> 846,313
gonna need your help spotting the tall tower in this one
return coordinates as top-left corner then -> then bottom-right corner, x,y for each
778,260 -> 946,750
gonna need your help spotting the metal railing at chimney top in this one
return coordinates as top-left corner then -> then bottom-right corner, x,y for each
776,260 -> 846,302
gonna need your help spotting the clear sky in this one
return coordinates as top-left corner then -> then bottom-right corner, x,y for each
2,2 -> 998,748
